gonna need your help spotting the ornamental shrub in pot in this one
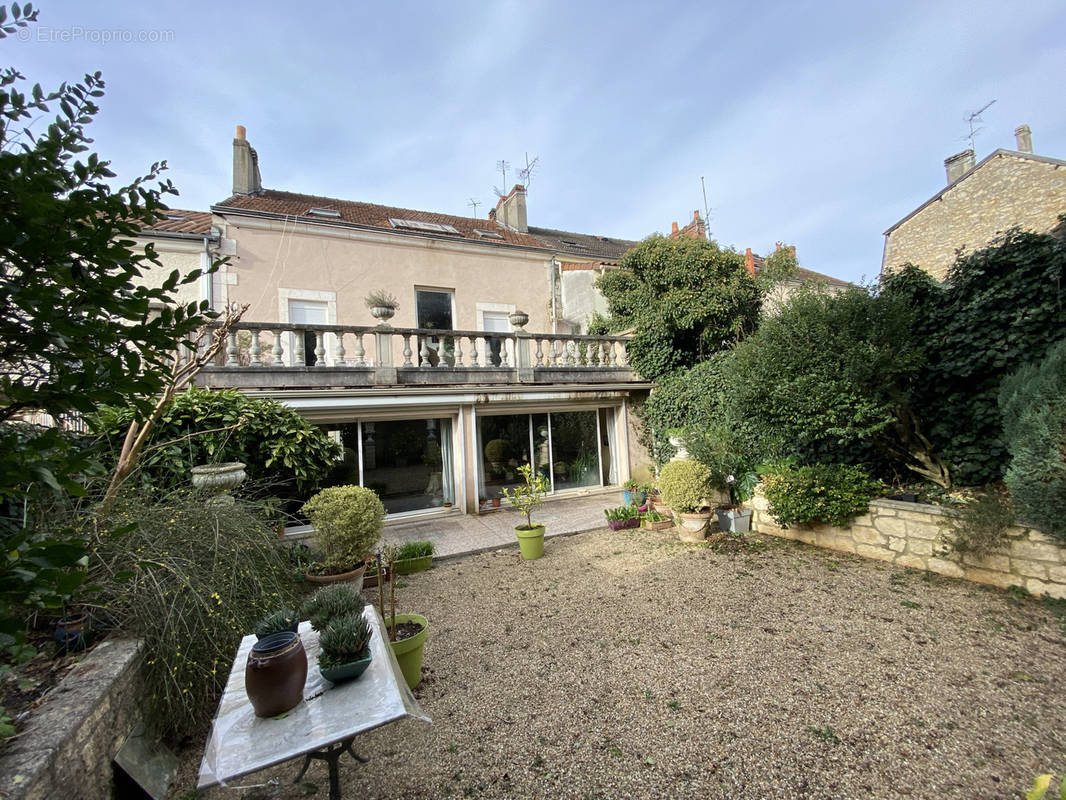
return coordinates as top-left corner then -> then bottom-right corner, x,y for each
301,485 -> 385,585
658,460 -> 715,542
502,464 -> 549,560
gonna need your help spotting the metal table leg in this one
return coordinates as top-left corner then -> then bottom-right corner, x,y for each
293,737 -> 369,800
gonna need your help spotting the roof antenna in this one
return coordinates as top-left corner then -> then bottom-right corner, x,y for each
964,99 -> 996,152
467,198 -> 480,218
495,159 -> 510,194
700,176 -> 712,239
518,152 -> 540,189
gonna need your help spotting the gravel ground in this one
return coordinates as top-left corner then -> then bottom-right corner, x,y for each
175,528 -> 1066,800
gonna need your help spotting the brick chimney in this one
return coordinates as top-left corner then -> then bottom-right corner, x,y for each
1014,124 -> 1033,153
232,125 -> 263,196
494,184 -> 527,233
944,149 -> 975,185
670,221 -> 679,236
744,248 -> 756,276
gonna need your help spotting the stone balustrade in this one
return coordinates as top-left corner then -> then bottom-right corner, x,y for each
194,321 -> 639,390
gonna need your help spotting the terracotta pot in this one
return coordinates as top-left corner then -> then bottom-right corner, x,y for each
304,564 -> 366,590
245,631 -> 308,718
676,511 -> 713,542
491,497 -> 501,508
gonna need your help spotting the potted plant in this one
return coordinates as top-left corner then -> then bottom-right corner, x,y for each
604,504 -> 641,531
318,612 -> 374,683
301,584 -> 366,632
54,608 -> 91,653
621,479 -> 650,506
717,468 -> 759,534
641,509 -> 674,531
392,540 -> 435,575
377,547 -> 428,690
502,463 -> 549,560
301,485 -> 384,587
365,289 -> 399,321
658,460 -> 715,542
254,607 -> 299,640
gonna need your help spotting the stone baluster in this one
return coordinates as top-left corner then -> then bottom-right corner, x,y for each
500,336 -> 511,368
619,342 -> 629,366
469,334 -> 480,368
334,332 -> 346,366
534,338 -> 544,367
453,335 -> 464,367
352,332 -> 365,366
272,331 -> 284,366
294,329 -> 305,366
566,339 -> 576,367
606,340 -> 616,366
226,330 -> 239,366
250,331 -> 262,366
400,334 -> 413,367
314,332 -> 326,366
419,336 -> 432,368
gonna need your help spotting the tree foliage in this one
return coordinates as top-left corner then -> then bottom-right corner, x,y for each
0,5 -> 213,647
596,235 -> 761,380
999,339 -> 1066,542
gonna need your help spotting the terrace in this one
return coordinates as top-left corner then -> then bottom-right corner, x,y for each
194,321 -> 640,391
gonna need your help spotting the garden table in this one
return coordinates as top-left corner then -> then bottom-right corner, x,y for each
197,607 -> 430,800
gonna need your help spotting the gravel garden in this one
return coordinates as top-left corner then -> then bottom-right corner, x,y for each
174,526 -> 1066,800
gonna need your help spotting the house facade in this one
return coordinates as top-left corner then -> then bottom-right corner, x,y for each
178,128 -> 652,521
882,125 -> 1066,281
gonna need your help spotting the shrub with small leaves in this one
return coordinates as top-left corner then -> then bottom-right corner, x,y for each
319,613 -> 373,670
658,460 -> 715,513
254,608 -> 298,639
302,486 -> 384,574
940,489 -> 1014,559
301,584 -> 366,632
762,463 -> 883,528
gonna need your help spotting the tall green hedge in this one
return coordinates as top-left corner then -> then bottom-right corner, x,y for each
999,339 -> 1066,542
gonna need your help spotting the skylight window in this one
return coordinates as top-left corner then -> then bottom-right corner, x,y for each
561,239 -> 587,249
474,229 -> 504,240
389,218 -> 461,235
164,214 -> 187,221
307,207 -> 342,218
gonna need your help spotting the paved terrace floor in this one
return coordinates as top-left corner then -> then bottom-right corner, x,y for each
381,491 -> 614,559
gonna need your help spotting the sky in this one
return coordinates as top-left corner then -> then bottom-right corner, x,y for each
8,0 -> 1066,284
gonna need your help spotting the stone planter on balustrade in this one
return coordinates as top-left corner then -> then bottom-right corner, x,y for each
748,488 -> 1066,599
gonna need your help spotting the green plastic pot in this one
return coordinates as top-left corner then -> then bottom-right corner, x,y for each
515,524 -> 545,560
388,613 -> 428,690
392,555 -> 433,575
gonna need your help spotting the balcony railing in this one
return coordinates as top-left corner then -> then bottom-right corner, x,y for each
194,321 -> 641,390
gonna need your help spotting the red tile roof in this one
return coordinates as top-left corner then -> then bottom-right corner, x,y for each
212,190 -> 550,250
141,209 -> 213,236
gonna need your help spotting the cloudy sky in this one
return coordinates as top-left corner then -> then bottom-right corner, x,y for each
9,0 -> 1066,283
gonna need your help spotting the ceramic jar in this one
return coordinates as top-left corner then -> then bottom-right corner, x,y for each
245,631 -> 308,718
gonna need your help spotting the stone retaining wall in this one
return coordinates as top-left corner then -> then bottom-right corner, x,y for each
750,493 -> 1066,599
0,637 -> 143,800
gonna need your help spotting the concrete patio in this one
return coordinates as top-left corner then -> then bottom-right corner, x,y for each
380,491 -> 616,559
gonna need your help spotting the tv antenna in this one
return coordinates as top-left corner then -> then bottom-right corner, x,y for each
700,176 -> 711,238
518,152 -> 540,188
467,198 -> 480,218
496,159 -> 510,190
964,99 -> 996,151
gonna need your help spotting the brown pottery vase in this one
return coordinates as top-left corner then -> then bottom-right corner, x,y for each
245,631 -> 308,718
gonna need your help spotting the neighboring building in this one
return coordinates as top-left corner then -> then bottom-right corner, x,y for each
747,244 -> 853,313
189,127 -> 651,521
882,124 -> 1066,281
135,210 -> 223,308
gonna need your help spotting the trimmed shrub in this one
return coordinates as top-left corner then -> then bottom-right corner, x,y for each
658,460 -> 715,513
302,486 -> 385,574
999,339 -> 1066,542
761,463 -> 883,528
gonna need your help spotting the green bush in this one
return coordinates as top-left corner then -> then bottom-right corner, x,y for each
89,492 -> 298,740
761,463 -> 883,527
90,388 -> 342,498
302,486 -> 385,574
940,489 -> 1015,558
658,460 -> 715,513
999,339 -> 1066,542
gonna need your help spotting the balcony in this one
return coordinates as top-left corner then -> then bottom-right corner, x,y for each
194,321 -> 642,391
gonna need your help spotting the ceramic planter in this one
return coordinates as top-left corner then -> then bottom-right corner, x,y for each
320,650 -> 373,683
676,511 -> 713,542
388,613 -> 428,690
54,612 -> 90,652
305,564 -> 367,591
716,508 -> 753,534
621,489 -> 646,506
607,518 -> 640,531
245,631 -> 308,718
515,523 -> 545,559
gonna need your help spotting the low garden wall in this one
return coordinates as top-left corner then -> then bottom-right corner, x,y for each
0,637 -> 143,800
749,492 -> 1066,600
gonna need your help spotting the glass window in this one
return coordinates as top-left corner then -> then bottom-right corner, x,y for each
550,410 -> 600,490
477,414 -> 533,500
416,289 -> 454,367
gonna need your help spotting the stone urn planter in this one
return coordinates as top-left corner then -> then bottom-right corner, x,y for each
508,310 -> 529,328
676,510 -> 713,542
191,462 -> 247,505
369,305 -> 396,322
667,435 -> 690,461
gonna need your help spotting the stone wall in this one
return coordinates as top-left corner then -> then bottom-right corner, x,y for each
0,638 -> 143,800
749,493 -> 1066,599
882,151 -> 1066,281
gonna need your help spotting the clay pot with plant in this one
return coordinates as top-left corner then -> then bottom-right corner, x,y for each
502,463 -> 549,560
301,485 -> 384,587
658,460 -> 716,542
376,546 -> 428,690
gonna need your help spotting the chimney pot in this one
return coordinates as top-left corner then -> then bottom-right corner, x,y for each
944,149 -> 976,185
671,221 -> 679,235
232,126 -> 263,196
693,210 -> 700,219
235,124 -> 246,141
1015,124 -> 1033,153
